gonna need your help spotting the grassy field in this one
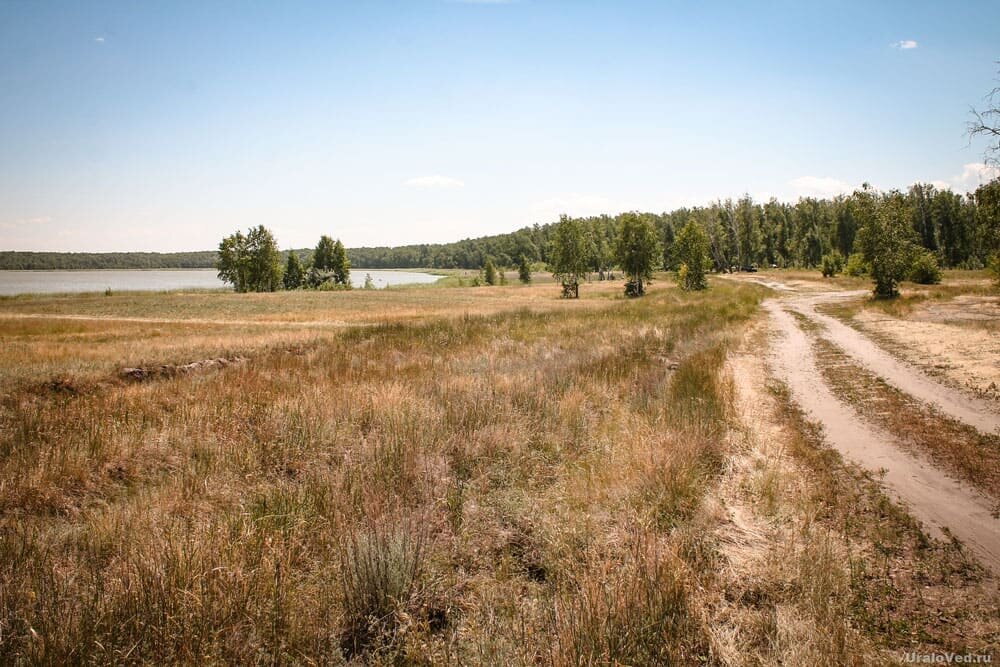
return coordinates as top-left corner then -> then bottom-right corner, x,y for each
1,276 -> 996,664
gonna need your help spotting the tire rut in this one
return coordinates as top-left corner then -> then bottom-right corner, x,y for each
764,298 -> 1000,575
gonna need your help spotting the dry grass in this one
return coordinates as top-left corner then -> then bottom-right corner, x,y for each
2,278 -> 996,664
0,279 -> 766,664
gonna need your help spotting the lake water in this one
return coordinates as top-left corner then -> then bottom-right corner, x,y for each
0,269 -> 440,296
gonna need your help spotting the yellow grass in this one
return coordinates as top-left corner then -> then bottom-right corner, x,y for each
1,277 -> 995,663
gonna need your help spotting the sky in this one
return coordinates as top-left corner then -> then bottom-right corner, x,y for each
1,1 -> 999,253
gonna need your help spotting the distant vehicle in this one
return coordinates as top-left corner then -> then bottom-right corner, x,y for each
742,265 -> 758,273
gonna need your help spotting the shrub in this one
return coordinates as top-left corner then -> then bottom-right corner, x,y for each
339,518 -> 428,657
820,251 -> 844,277
517,254 -> 532,283
843,252 -> 869,276
484,259 -> 498,286
909,251 -> 942,285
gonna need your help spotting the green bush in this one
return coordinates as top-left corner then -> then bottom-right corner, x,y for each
820,251 -> 844,277
909,251 -> 942,285
843,253 -> 869,276
484,258 -> 498,286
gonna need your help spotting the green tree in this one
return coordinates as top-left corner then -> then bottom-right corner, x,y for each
548,215 -> 592,298
332,239 -> 351,286
313,235 -> 337,271
484,258 -> 498,285
217,225 -> 283,293
615,212 -> 662,296
855,193 -> 917,298
673,219 -> 711,291
973,179 -> 1000,281
820,250 -> 844,277
283,251 -> 305,289
517,254 -> 532,283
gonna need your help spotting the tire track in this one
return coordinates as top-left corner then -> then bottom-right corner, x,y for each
765,299 -> 1000,574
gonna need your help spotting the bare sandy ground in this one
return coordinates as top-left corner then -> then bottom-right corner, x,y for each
853,298 -> 1000,402
721,274 -> 1000,573
786,293 -> 1000,436
764,298 -> 1000,573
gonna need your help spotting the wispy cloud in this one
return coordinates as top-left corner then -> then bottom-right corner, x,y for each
892,39 -> 918,49
404,175 -> 465,189
452,0 -> 518,4
94,36 -> 105,43
931,163 -> 999,194
788,176 -> 853,198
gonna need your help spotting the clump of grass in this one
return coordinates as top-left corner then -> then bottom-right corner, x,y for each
338,515 -> 432,658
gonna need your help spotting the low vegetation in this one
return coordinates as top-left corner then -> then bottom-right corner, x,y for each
2,272 -> 997,662
0,279 -> 764,663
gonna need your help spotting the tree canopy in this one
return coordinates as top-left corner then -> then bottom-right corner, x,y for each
673,219 -> 711,291
217,225 -> 283,293
615,212 -> 662,296
548,215 -> 593,298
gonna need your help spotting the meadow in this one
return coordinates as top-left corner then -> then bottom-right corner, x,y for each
1,277 -> 996,664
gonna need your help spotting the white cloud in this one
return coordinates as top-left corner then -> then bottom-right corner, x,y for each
933,163 -> 1000,194
403,175 -> 465,189
528,193 -> 618,222
788,176 -> 854,198
94,36 -> 105,43
892,39 -> 918,49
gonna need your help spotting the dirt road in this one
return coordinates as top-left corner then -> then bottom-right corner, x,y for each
739,276 -> 1000,574
785,293 -> 1000,436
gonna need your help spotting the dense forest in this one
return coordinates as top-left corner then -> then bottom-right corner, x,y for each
0,250 -> 218,271
3,179 -> 998,272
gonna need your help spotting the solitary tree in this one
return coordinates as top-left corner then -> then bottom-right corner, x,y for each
548,215 -> 592,298
517,254 -> 532,283
283,251 -> 305,289
615,212 -> 662,296
673,219 -> 711,291
217,225 -> 283,292
331,239 -> 351,286
855,193 -> 917,298
484,258 -> 498,285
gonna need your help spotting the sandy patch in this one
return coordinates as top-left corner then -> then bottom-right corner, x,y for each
855,304 -> 1000,401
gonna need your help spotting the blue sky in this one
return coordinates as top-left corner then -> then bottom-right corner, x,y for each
1,1 -> 999,252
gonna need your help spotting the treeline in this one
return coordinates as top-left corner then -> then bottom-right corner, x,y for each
0,250 -> 217,270
344,180 -> 1000,272
3,179 -> 998,272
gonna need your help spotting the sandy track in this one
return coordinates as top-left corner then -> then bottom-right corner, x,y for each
764,298 -> 1000,573
786,294 -> 1000,436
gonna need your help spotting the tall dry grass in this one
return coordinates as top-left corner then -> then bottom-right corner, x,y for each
2,281 -> 770,663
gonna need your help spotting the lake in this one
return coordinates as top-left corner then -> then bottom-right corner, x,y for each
0,269 -> 441,296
